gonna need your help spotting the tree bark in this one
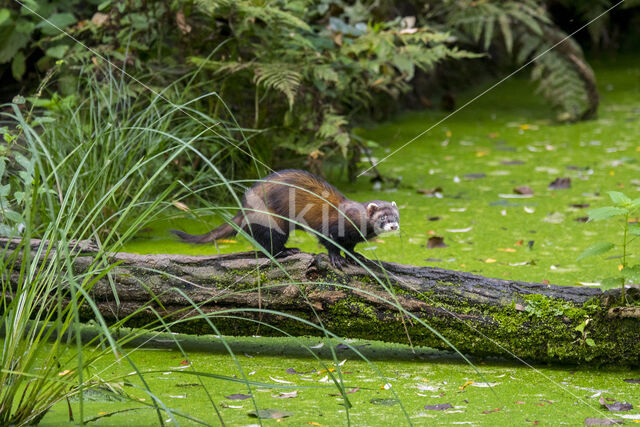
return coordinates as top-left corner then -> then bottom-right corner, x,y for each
3,238 -> 639,365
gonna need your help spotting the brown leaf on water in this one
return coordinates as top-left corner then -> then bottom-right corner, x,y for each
514,186 -> 534,195
329,387 -> 360,396
584,418 -> 622,425
272,391 -> 298,399
226,394 -> 252,400
571,203 -> 590,208
549,177 -> 571,190
623,378 -> 640,383
428,216 -> 441,221
514,240 -> 523,246
482,407 -> 501,414
427,236 -> 448,249
599,396 -> 633,411
575,216 -> 589,223
248,409 -> 293,419
502,160 -> 525,165
424,403 -> 453,411
418,187 -> 443,196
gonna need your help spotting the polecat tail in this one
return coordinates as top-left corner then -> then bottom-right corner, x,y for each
170,214 -> 241,244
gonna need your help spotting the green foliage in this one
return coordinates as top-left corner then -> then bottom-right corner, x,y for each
189,0 -> 478,167
431,0 -> 597,121
0,1 -> 82,80
578,191 -> 640,301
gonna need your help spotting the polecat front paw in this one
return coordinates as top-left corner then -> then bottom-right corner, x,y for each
329,252 -> 348,269
345,252 -> 368,264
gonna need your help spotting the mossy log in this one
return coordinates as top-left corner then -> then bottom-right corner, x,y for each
3,238 -> 639,365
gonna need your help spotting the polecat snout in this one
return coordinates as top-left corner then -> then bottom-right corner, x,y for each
171,169 -> 399,268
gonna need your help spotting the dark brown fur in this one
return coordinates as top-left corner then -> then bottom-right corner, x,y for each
171,169 -> 399,267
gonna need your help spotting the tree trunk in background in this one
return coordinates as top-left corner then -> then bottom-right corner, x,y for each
3,238 -> 639,365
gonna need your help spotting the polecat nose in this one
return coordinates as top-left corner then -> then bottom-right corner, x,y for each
390,224 -> 398,230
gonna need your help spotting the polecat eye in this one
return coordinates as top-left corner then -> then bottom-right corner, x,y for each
380,215 -> 387,221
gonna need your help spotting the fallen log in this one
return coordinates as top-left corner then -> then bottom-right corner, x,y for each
3,238 -> 639,365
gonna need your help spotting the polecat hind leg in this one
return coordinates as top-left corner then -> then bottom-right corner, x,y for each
245,223 -> 289,258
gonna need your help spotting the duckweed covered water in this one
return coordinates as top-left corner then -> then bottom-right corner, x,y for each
40,334 -> 639,426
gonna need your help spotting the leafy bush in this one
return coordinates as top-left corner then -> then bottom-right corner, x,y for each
2,0 -> 604,178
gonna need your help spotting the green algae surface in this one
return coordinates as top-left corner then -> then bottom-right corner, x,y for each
123,57 -> 640,288
39,334 -> 640,426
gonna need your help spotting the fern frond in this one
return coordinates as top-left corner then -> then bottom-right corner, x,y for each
254,64 -> 301,108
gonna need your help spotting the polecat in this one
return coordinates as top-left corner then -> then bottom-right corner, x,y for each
171,169 -> 400,268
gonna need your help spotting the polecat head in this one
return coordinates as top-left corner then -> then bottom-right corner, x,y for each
366,201 -> 400,234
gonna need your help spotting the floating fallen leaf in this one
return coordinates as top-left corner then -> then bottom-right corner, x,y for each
221,403 -> 243,409
424,403 -> 453,411
549,177 -> 571,190
623,378 -> 640,384
272,391 -> 298,399
514,186 -> 534,195
446,226 -> 473,233
502,160 -> 525,165
427,236 -> 447,249
417,187 -> 443,196
248,409 -> 293,419
484,258 -> 497,263
600,396 -> 633,411
269,376 -> 294,384
571,203 -> 590,208
497,248 -> 516,252
450,207 -> 467,212
471,382 -> 500,388
286,368 -> 316,375
428,216 -> 441,221
225,394 -> 252,400
459,381 -> 474,390
515,401 -> 526,404
575,216 -> 589,222
307,422 -> 323,426
524,207 -> 535,214
370,398 -> 399,406
329,387 -> 360,396
482,407 -> 501,414
499,193 -> 532,198
310,343 -> 324,349
584,418 -> 622,425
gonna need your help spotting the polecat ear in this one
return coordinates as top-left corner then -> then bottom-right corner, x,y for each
392,201 -> 397,208
367,202 -> 379,216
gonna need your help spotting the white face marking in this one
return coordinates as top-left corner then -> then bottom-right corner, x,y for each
382,222 -> 400,232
